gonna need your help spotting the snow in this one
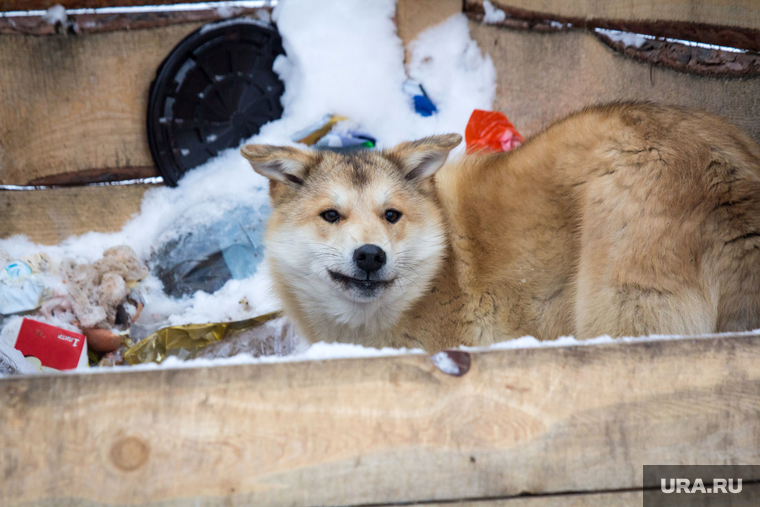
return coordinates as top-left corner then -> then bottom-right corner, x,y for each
595,27 -> 747,54
0,0 -> 498,373
595,28 -> 648,48
482,0 -> 506,24
430,351 -> 461,375
41,5 -> 67,25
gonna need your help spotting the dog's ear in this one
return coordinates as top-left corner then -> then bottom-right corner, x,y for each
387,134 -> 462,181
241,144 -> 314,186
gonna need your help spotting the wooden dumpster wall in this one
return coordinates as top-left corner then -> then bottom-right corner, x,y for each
0,24 -> 199,187
466,0 -> 760,33
2,3 -> 760,506
467,24 -> 760,142
3,335 -> 760,506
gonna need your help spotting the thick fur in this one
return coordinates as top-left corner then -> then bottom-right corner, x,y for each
243,103 -> 760,351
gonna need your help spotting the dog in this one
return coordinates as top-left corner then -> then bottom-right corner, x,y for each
242,103 -> 760,351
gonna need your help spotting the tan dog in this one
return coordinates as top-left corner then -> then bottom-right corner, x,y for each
242,103 -> 760,351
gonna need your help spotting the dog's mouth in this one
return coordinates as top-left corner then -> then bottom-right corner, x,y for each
328,270 -> 394,292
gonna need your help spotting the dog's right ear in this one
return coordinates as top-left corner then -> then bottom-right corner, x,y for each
241,144 -> 313,186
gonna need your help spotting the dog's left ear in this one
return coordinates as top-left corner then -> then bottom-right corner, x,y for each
387,134 -> 462,181
241,144 -> 315,186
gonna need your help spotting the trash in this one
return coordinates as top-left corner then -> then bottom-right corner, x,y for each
0,339 -> 39,375
195,315 -> 303,359
151,203 -> 268,297
124,311 -> 283,365
403,80 -> 437,117
465,109 -> 524,153
83,327 -> 126,353
62,245 -> 149,329
0,250 -> 56,316
291,114 -> 348,145
13,318 -> 87,372
147,20 -> 286,186
314,131 -> 376,150
291,114 -> 376,151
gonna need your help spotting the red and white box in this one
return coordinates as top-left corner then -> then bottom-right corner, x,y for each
13,318 -> 87,371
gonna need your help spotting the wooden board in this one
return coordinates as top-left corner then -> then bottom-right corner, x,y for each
415,490 -> 643,506
469,22 -> 760,143
2,334 -> 760,506
396,0 -> 462,52
0,7 -> 273,36
420,486 -> 760,506
465,0 -> 760,31
0,23 -> 205,186
0,0 -> 241,10
0,183 -> 156,244
422,491 -> 643,506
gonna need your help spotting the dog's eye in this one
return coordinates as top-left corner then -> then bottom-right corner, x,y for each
321,210 -> 341,223
384,209 -> 402,224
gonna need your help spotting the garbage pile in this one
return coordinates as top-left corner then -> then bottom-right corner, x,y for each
0,242 -> 301,374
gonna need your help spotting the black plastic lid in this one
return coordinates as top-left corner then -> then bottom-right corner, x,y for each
147,19 -> 286,186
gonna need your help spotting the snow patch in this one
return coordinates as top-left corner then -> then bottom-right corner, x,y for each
41,4 -> 67,25
595,28 -> 647,48
430,351 -> 460,375
482,0 -> 506,24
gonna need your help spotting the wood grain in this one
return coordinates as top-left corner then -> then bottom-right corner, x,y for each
0,7 -> 272,35
465,0 -> 760,31
0,183 -> 157,244
469,23 -> 760,143
0,0 -> 242,10
419,490 -> 643,506
2,334 -> 760,506
0,23 -> 204,186
396,0 -> 462,51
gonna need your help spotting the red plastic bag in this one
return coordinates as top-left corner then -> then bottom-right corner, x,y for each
465,109 -> 523,153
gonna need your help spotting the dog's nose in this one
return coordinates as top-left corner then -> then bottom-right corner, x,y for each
354,244 -> 386,273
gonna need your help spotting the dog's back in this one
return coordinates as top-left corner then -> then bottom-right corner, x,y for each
428,102 -> 760,344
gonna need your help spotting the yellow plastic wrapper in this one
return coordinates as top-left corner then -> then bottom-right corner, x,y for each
292,114 -> 348,145
124,311 -> 282,365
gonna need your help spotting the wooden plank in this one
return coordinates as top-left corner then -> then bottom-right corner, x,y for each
0,0 -> 251,11
396,0 -> 462,49
465,0 -> 760,32
0,184 -> 156,244
469,23 -> 760,144
0,7 -> 273,35
2,334 -> 760,506
417,490 -> 643,506
418,486 -> 760,506
0,23 -> 206,186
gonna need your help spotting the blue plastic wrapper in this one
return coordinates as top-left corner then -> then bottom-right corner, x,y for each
150,204 -> 269,297
403,80 -> 437,117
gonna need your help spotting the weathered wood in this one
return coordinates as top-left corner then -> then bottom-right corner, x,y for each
465,0 -> 760,33
396,0 -> 462,53
469,23 -> 760,143
2,334 -> 760,506
0,184 -> 157,244
0,7 -> 272,35
465,0 -> 760,55
418,490 -> 642,506
418,486 -> 760,506
0,0 -> 245,10
0,23 -> 206,186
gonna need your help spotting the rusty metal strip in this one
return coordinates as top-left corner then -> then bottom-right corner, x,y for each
0,1 -> 273,34
465,0 -> 760,77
